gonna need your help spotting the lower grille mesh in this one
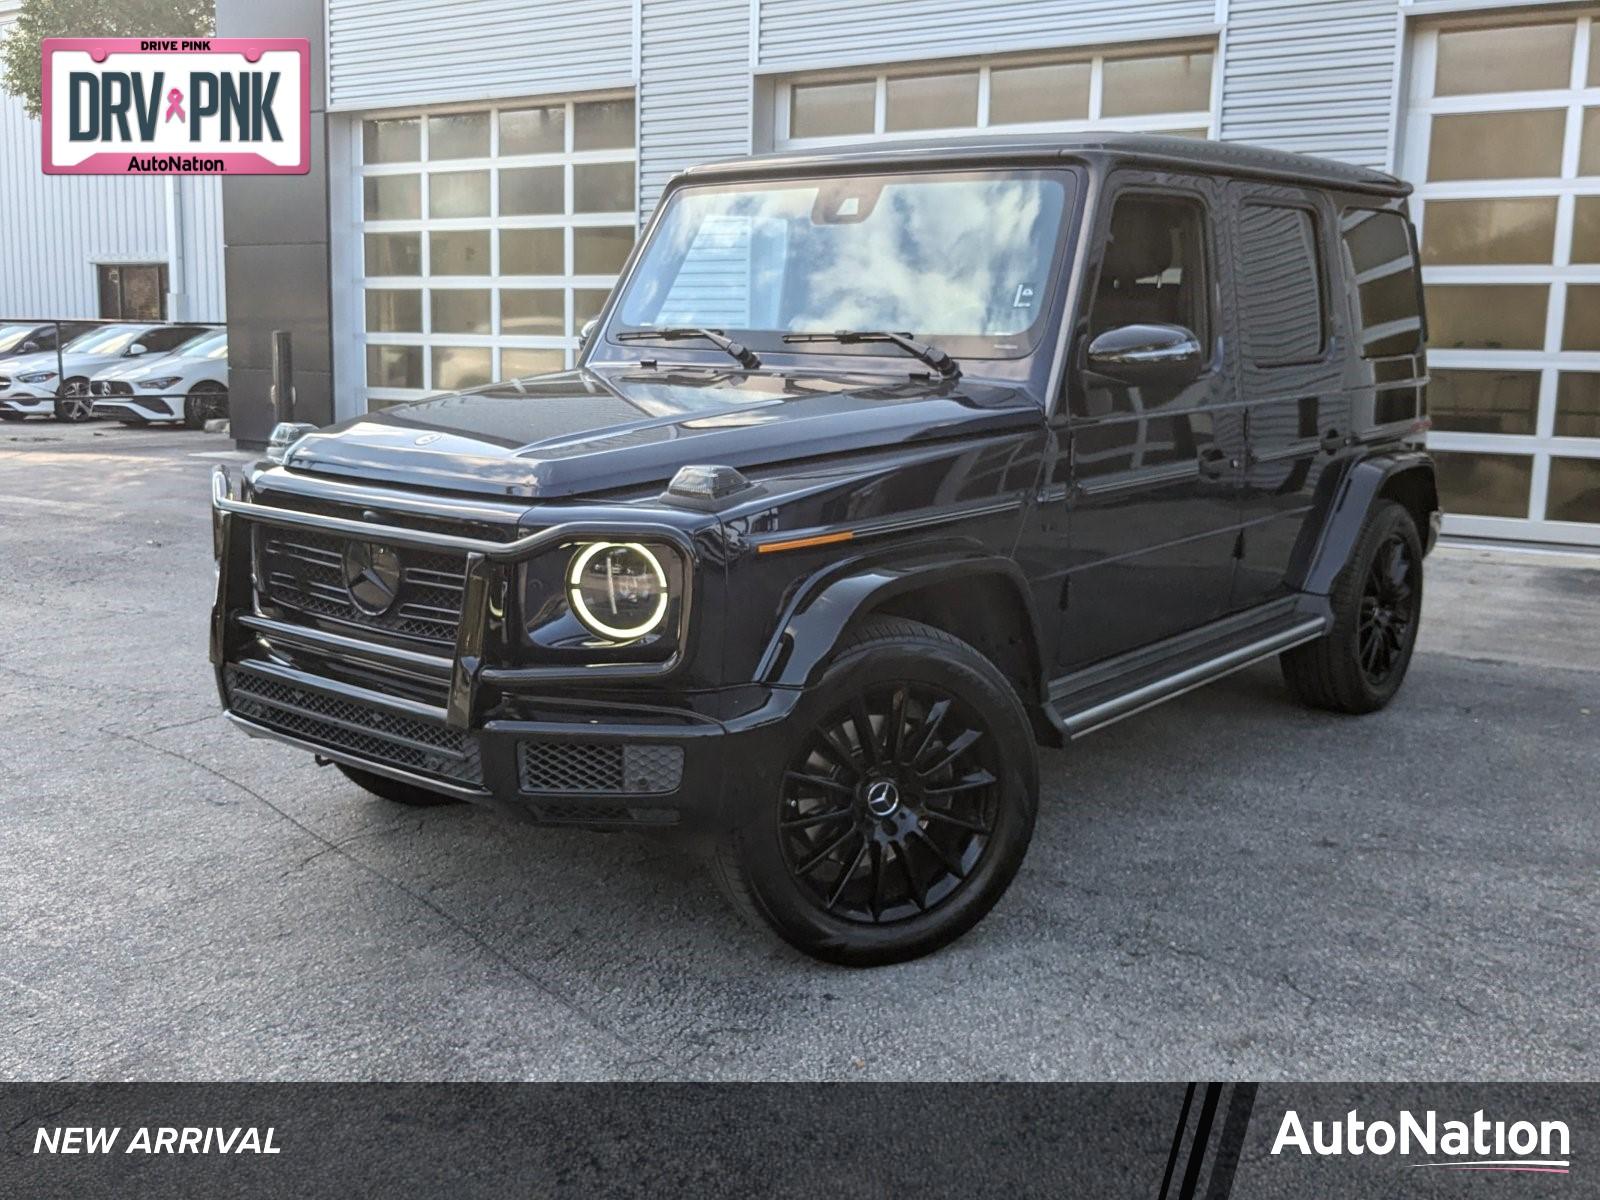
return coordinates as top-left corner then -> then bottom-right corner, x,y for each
225,666 -> 481,786
518,741 -> 684,795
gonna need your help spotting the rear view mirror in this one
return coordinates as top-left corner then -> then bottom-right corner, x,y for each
1085,323 -> 1203,388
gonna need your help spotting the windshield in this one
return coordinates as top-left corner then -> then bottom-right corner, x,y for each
175,331 -> 227,358
62,325 -> 147,356
613,169 -> 1072,359
0,325 -> 37,353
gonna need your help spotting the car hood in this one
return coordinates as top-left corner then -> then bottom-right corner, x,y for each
93,354 -> 182,382
280,366 -> 1045,499
4,349 -> 130,377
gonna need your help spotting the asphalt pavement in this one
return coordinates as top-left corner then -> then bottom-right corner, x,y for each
1,420 -> 1595,1081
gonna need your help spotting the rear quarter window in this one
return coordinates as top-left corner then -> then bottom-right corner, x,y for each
1341,209 -> 1424,359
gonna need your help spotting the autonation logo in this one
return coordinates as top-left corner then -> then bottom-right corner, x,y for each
1272,1109 -> 1571,1175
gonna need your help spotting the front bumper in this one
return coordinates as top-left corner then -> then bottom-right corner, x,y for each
92,396 -> 178,421
0,391 -> 56,413
219,657 -> 795,829
210,468 -> 788,831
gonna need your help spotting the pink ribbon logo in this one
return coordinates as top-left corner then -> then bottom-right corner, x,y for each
164,88 -> 185,123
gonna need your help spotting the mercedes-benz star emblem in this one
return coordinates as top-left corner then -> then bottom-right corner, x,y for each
865,780 -> 901,818
342,541 -> 403,616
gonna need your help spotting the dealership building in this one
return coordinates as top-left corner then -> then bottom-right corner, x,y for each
3,0 -> 1599,546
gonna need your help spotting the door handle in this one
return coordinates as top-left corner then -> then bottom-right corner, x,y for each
1320,427 -> 1344,454
1198,448 -> 1238,478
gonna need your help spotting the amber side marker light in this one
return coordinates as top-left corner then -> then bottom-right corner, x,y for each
757,530 -> 855,555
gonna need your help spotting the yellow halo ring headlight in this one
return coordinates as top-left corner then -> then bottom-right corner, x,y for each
566,541 -> 671,641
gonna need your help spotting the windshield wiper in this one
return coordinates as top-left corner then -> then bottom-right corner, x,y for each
615,326 -> 761,370
782,330 -> 961,379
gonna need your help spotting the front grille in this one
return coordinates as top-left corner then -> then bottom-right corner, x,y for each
518,741 -> 684,795
225,666 -> 481,785
254,526 -> 468,647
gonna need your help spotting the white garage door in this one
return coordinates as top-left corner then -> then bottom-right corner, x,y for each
1402,12 -> 1600,546
356,95 -> 638,411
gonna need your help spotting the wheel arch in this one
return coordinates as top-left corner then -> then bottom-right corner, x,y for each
1291,450 -> 1438,596
758,553 -> 1048,710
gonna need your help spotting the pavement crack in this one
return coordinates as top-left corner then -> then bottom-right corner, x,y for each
111,731 -> 673,1073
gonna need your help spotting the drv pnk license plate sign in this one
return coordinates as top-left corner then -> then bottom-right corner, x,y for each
41,38 -> 309,175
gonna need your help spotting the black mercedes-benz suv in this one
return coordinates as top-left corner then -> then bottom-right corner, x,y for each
211,134 -> 1438,965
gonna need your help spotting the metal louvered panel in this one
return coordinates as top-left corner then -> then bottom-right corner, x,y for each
1219,0 -> 1401,169
756,0 -> 1217,73
0,100 -> 225,321
639,0 -> 751,216
326,0 -> 636,111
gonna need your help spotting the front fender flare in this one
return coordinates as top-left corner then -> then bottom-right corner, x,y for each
756,552 -> 1045,693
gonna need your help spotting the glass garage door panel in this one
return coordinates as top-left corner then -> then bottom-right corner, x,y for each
357,96 -> 638,412
779,44 -> 1216,147
1406,13 -> 1600,545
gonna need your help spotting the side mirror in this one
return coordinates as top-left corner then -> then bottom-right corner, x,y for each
127,343 -> 148,357
1084,323 -> 1203,388
20,341 -> 39,353
577,318 -> 599,347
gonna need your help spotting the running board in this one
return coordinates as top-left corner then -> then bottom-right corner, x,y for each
1049,617 -> 1328,740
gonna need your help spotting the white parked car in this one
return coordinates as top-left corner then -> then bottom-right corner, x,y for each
91,329 -> 229,429
0,322 -> 210,422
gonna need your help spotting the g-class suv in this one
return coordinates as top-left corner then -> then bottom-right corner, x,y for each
211,134 -> 1437,966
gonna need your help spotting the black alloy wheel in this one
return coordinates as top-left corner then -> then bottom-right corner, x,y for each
1281,499 -> 1423,714
53,378 -> 93,422
1358,532 -> 1417,686
184,381 -> 228,429
779,683 -> 1000,925
713,616 -> 1038,966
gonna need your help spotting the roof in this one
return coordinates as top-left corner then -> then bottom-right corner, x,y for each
680,132 -> 1410,198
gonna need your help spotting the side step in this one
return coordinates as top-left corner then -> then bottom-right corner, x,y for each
1046,610 -> 1329,740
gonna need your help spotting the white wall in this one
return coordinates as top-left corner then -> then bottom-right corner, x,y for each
0,0 -> 225,320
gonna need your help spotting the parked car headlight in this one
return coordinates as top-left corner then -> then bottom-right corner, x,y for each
138,376 -> 182,390
18,370 -> 57,383
567,542 -> 670,640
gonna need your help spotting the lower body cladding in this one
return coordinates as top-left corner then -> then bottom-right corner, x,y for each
218,656 -> 796,832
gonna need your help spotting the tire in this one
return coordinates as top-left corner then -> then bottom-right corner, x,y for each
712,616 -> 1038,967
0,413 -> 22,422
335,762 -> 460,807
1281,499 -> 1423,714
184,382 -> 227,430
53,378 -> 93,422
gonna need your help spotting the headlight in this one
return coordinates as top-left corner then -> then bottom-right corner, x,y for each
19,370 -> 56,383
266,421 -> 317,464
138,376 -> 181,390
567,542 -> 670,640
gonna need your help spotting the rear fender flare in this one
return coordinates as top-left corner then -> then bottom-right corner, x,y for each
1292,451 -> 1438,596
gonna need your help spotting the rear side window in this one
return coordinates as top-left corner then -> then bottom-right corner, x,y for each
1341,209 -> 1423,359
1237,204 -> 1326,365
